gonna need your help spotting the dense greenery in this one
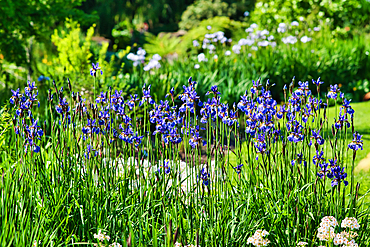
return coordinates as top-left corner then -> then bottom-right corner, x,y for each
0,0 -> 96,66
1,73 -> 369,246
1,1 -> 370,246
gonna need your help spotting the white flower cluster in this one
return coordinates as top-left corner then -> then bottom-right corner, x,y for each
94,230 -> 111,242
144,54 -> 161,71
202,31 -> 229,48
317,216 -> 338,241
174,243 -> 200,247
341,217 -> 360,230
193,30 -> 231,69
277,23 -> 287,33
33,240 -> 41,247
127,48 -> 146,67
109,243 -> 123,247
317,216 -> 360,247
192,28 -> 233,67
297,241 -> 308,246
247,229 -> 270,246
282,35 -> 298,45
241,24 -> 277,50
197,53 -> 208,63
300,36 -> 312,43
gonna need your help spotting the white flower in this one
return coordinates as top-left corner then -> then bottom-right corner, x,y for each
239,38 -> 254,46
207,25 -> 212,30
144,59 -> 161,71
194,64 -> 200,69
269,41 -> 277,47
225,50 -> 231,56
250,23 -> 258,29
282,36 -> 297,44
207,44 -> 215,51
277,23 -> 287,33
297,242 -> 308,246
205,33 -> 215,39
137,48 -> 146,56
260,29 -> 269,36
127,53 -> 136,61
258,41 -> 269,47
238,38 -> 247,46
314,26 -> 321,31
248,53 -> 252,57
247,230 -> 270,246
299,16 -> 304,21
220,37 -> 227,43
244,11 -> 249,17
109,243 -> 123,247
213,55 -> 218,60
366,51 -> 369,55
300,36 -> 312,43
267,35 -> 274,41
291,21 -> 299,26
215,31 -> 224,39
232,44 -> 241,54
33,240 -> 41,247
193,40 -> 199,47
94,230 -> 110,242
152,54 -> 161,61
251,46 -> 258,51
197,53 -> 208,62
341,217 -> 360,230
127,48 -> 146,67
245,27 -> 254,33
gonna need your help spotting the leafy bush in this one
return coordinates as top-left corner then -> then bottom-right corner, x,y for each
0,106 -> 11,154
143,33 -> 182,58
0,0 -> 97,66
250,0 -> 370,32
49,19 -> 120,93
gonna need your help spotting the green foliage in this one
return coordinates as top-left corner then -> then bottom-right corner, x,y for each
179,0 -> 235,30
51,19 -> 94,75
179,16 -> 247,52
81,0 -> 194,38
48,19 -> 120,93
143,33 -> 182,58
250,0 -> 370,31
0,0 -> 97,66
0,106 -> 11,153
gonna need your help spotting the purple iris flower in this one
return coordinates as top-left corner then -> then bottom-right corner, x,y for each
327,166 -> 348,187
199,168 -> 210,186
312,77 -> 323,86
313,150 -> 325,165
233,164 -> 243,174
327,84 -> 339,99
90,62 -> 103,77
317,162 -> 330,179
311,129 -> 325,145
348,132 -> 363,151
157,160 -> 171,174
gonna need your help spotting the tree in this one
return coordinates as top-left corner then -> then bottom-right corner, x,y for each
0,0 -> 97,67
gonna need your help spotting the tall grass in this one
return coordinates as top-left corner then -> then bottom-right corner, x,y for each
1,72 -> 369,246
